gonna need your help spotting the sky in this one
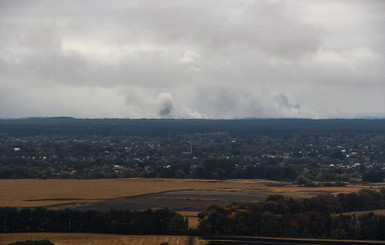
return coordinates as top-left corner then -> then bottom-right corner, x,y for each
0,0 -> 384,119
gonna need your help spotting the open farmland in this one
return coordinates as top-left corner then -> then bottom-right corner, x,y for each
1,179 -> 385,243
0,233 -> 206,245
1,178 -> 384,210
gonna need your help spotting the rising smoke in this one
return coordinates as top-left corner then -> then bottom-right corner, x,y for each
158,92 -> 174,117
276,93 -> 301,112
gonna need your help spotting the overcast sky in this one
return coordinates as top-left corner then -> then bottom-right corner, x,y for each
1,0 -> 384,119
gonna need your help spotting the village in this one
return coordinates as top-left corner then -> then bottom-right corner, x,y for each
1,118 -> 385,183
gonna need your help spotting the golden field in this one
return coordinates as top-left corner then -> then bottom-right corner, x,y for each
0,233 -> 206,245
1,178 -> 385,245
0,178 -> 383,208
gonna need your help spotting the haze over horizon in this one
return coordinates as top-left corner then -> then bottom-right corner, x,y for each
1,0 -> 384,119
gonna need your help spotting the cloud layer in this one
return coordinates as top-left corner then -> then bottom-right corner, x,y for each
1,0 -> 384,118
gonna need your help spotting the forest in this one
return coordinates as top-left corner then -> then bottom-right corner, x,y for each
2,118 -> 385,137
0,207 -> 188,235
198,188 -> 385,240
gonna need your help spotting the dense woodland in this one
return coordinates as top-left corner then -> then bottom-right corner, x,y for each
1,118 -> 385,182
0,207 -> 188,235
8,240 -> 54,245
198,189 -> 385,240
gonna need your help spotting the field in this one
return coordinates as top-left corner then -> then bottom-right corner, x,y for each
0,233 -> 206,245
1,178 -> 382,208
1,178 -> 384,230
1,178 -> 385,244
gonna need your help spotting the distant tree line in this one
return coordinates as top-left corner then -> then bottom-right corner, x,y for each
2,118 -> 385,137
0,208 -> 188,235
198,189 -> 385,240
8,241 -> 54,245
362,169 -> 385,183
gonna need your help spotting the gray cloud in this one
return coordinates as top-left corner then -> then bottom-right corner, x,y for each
0,0 -> 384,118
119,1 -> 322,58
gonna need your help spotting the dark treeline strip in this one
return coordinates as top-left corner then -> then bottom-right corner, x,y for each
0,207 -> 188,235
204,236 -> 385,245
2,118 -> 385,137
198,188 -> 385,240
8,240 -> 54,245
